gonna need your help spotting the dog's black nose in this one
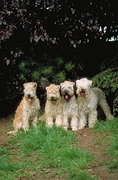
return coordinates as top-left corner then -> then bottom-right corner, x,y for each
51,97 -> 56,101
27,94 -> 31,98
81,88 -> 85,92
63,90 -> 68,94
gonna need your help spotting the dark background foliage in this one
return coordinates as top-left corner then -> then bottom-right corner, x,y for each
0,0 -> 118,116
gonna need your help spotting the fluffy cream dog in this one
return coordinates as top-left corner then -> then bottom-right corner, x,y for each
76,78 -> 113,129
45,84 -> 63,127
7,82 -> 40,135
60,81 -> 79,131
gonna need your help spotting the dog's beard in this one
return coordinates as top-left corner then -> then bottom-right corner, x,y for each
79,89 -> 86,96
63,93 -> 73,101
76,87 -> 89,97
49,96 -> 58,103
26,95 -> 34,102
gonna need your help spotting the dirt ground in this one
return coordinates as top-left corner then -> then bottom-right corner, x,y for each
0,117 -> 118,180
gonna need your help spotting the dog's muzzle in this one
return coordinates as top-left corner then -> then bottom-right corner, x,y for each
79,89 -> 86,96
50,96 -> 57,102
63,93 -> 73,101
26,94 -> 33,102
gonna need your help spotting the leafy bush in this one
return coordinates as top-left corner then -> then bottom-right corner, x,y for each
92,68 -> 118,95
92,68 -> 118,116
18,56 -> 83,84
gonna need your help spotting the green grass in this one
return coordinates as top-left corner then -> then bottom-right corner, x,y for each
1,117 -> 118,179
94,117 -> 118,171
0,121 -> 97,180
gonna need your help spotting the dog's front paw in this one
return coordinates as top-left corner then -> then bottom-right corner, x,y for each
32,123 -> 37,128
63,126 -> 68,131
23,126 -> 29,132
72,127 -> 78,131
78,125 -> 85,130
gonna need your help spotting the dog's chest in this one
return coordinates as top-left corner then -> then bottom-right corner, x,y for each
24,103 -> 38,117
78,97 -> 91,110
46,100 -> 62,114
63,98 -> 78,112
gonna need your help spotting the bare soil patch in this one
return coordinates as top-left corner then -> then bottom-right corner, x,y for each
0,118 -> 118,180
0,117 -> 11,145
76,128 -> 118,180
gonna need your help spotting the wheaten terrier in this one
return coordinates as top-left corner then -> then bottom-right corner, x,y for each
45,84 -> 63,128
7,82 -> 40,135
60,81 -> 79,131
76,78 -> 113,129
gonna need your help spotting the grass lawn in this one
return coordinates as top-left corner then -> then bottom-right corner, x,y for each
0,117 -> 118,180
0,121 -> 96,180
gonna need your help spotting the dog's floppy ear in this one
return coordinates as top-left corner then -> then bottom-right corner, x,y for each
45,84 -> 51,90
23,83 -> 26,88
23,82 -> 29,88
73,81 -> 78,98
70,82 -> 75,86
56,85 -> 60,90
23,82 -> 37,88
60,82 -> 64,87
32,82 -> 37,88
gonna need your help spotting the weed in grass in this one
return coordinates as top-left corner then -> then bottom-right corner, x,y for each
67,170 -> 98,180
52,169 -> 64,178
97,160 -> 107,166
108,159 -> 118,171
0,145 -> 10,156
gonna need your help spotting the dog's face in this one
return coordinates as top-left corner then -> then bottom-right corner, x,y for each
23,82 -> 37,102
46,84 -> 60,103
76,78 -> 92,97
60,81 -> 75,101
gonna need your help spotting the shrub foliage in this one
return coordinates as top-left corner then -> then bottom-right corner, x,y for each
0,0 -> 118,116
